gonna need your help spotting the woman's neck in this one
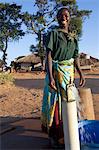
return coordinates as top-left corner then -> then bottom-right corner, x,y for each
59,25 -> 68,33
58,28 -> 68,33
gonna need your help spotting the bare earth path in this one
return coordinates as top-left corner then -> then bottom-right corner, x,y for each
1,118 -> 51,150
0,72 -> 45,120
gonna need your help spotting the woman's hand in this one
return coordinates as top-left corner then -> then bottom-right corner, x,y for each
79,74 -> 86,87
74,57 -> 86,87
49,77 -> 57,91
47,51 -> 57,91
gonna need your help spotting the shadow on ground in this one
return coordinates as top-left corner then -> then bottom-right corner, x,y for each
75,78 -> 99,94
0,117 -> 52,150
15,79 -> 44,90
14,77 -> 99,94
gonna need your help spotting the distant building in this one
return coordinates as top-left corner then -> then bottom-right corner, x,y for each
79,53 -> 99,70
86,54 -> 90,60
14,54 -> 41,72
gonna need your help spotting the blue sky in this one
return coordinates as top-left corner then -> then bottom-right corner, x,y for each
0,0 -> 99,65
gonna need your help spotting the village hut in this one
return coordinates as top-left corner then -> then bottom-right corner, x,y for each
79,53 -> 99,70
15,54 -> 41,71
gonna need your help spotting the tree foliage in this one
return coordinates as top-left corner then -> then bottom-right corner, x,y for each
0,3 -> 25,65
30,44 -> 38,53
0,1 -> 92,67
23,0 -> 92,64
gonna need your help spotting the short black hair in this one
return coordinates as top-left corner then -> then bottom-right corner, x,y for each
57,7 -> 70,19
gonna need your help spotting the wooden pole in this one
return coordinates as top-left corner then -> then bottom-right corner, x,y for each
78,88 -> 95,120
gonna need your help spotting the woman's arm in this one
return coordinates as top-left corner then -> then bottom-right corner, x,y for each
74,57 -> 85,87
47,51 -> 57,90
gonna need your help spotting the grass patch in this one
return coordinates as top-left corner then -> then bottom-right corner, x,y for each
0,73 -> 15,85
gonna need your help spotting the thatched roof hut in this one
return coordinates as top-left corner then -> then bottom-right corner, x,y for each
79,53 -> 99,66
16,54 -> 41,64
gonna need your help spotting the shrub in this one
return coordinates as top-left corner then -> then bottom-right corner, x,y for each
0,73 -> 15,84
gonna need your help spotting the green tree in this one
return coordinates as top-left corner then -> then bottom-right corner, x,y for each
0,3 -> 25,65
24,0 -> 92,65
23,0 -> 57,66
30,44 -> 38,53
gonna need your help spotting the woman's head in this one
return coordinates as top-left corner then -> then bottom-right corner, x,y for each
57,8 -> 70,29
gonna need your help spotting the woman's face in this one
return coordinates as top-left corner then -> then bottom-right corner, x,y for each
57,9 -> 70,28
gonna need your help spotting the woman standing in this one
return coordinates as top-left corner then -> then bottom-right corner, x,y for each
41,7 -> 85,147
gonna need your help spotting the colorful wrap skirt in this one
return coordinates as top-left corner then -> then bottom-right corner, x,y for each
41,58 -> 74,135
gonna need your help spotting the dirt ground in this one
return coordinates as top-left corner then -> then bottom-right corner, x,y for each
0,68 -> 99,124
0,72 -> 45,120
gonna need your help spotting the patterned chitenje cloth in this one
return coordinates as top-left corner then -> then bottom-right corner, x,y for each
41,58 -> 74,129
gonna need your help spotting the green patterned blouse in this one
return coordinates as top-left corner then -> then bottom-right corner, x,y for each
46,28 -> 79,61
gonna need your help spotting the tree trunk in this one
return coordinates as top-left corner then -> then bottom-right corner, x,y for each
2,37 -> 8,66
38,31 -> 45,69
